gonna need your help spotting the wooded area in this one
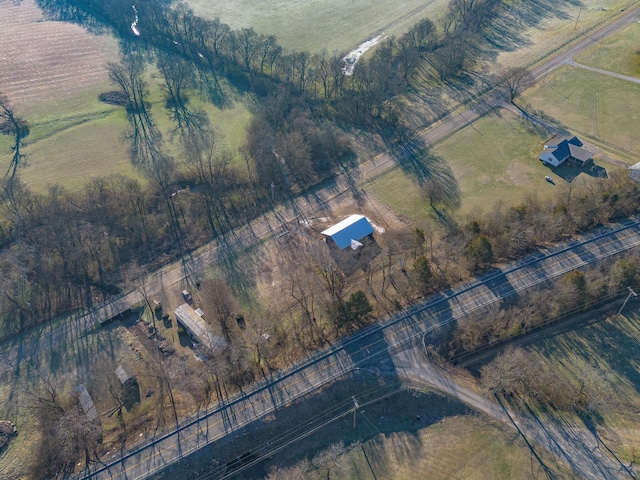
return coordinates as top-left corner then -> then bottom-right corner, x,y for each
0,0 -> 513,337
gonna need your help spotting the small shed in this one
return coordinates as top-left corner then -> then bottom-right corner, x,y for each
115,364 -> 140,409
629,162 -> 640,182
75,384 -> 99,423
321,215 -> 375,250
174,303 -> 227,351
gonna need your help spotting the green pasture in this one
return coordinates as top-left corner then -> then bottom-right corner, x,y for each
524,305 -> 640,464
9,72 -> 253,193
365,110 -> 565,221
20,108 -> 142,192
575,21 -> 640,78
522,65 -> 640,157
186,0 -> 448,53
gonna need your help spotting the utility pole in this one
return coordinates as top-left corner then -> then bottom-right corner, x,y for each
617,286 -> 637,316
352,396 -> 359,430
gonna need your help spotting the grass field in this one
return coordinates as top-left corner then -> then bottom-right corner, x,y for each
522,65 -> 640,158
296,414 -> 575,480
0,1 -> 254,193
574,21 -> 640,77
365,110 -> 572,221
186,0 -> 448,53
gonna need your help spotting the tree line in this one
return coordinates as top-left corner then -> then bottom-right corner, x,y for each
440,251 -> 640,360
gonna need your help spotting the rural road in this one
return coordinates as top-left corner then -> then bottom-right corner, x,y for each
0,3 -> 638,478
81,216 -> 640,480
397,347 -> 636,480
5,2 -> 640,378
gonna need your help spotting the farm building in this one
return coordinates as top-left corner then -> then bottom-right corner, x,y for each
115,364 -> 140,409
174,303 -> 227,351
629,162 -> 640,182
321,215 -> 375,250
539,136 -> 593,167
75,384 -> 99,423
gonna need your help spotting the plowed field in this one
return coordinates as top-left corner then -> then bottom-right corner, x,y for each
0,0 -> 118,114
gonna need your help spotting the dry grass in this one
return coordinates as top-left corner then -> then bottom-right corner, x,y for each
342,415 -> 575,480
524,308 -> 640,465
0,1 -> 118,110
494,0 -> 638,70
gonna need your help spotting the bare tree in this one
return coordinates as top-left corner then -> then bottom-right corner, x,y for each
496,66 -> 535,103
108,54 -> 165,169
157,52 -> 211,150
199,277 -> 239,341
0,93 -> 29,180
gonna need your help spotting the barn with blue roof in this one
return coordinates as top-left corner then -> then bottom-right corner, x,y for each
321,215 -> 375,250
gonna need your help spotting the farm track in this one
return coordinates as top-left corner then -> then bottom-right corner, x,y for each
27,110 -> 116,143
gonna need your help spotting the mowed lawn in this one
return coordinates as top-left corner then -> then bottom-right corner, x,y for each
365,110 -> 559,221
20,108 -> 143,192
574,21 -> 640,78
186,0 -> 448,53
522,65 -> 640,157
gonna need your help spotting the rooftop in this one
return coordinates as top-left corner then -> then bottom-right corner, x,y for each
174,303 -> 227,351
321,215 -> 374,250
76,384 -> 99,422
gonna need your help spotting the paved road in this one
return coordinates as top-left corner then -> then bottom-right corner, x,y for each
396,347 -> 636,480
0,3 -> 637,477
81,217 -> 640,480
5,3 -> 640,378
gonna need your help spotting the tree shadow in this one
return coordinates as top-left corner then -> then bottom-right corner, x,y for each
380,127 -> 461,212
481,0 -> 583,65
153,374 -> 471,480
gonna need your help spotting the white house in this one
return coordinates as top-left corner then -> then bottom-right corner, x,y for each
539,136 -> 593,167
174,303 -> 226,351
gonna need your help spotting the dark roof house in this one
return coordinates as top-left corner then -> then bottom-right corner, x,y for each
539,136 -> 593,167
321,215 -> 375,250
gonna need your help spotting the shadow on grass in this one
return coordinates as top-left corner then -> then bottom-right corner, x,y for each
548,161 -> 608,183
154,374 -> 471,480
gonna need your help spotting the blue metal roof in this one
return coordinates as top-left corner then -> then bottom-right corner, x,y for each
321,215 -> 374,250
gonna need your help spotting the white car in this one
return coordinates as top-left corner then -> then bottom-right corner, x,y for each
545,176 -> 553,183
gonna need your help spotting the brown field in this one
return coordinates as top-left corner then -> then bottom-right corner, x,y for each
0,0 -> 118,112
